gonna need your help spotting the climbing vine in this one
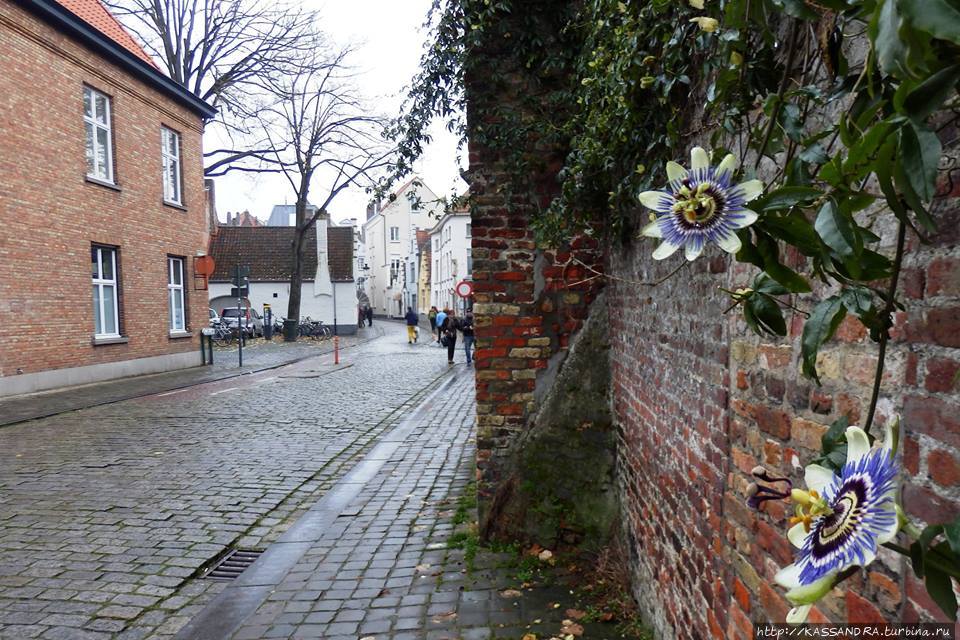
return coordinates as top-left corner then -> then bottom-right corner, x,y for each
391,0 -> 960,623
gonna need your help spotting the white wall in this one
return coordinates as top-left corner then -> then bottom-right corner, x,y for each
209,281 -> 358,334
362,180 -> 439,317
429,212 -> 471,313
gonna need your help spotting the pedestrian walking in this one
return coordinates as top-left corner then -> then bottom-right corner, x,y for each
460,309 -> 475,365
435,308 -> 447,345
405,307 -> 419,344
441,310 -> 458,365
358,304 -> 365,328
366,306 -> 373,326
428,306 -> 438,335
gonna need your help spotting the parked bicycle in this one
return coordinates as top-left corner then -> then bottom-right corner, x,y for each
210,320 -> 239,347
298,317 -> 331,340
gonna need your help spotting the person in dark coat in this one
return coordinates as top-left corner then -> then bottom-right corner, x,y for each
365,306 -> 373,326
405,307 -> 419,343
460,310 -> 475,365
441,310 -> 458,365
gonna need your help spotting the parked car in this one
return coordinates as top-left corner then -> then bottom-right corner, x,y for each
209,308 -> 220,326
220,306 -> 263,337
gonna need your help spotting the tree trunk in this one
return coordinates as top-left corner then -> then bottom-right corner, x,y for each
285,186 -> 311,340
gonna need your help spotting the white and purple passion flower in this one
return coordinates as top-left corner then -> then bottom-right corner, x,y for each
749,420 -> 900,624
639,147 -> 762,261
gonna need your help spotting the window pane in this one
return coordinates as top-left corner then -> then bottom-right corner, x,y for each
100,249 -> 114,281
171,259 -> 182,285
166,161 -> 179,202
96,127 -> 110,178
92,285 -> 102,334
83,87 -> 93,118
94,94 -> 108,124
167,130 -> 178,156
172,290 -> 184,330
85,123 -> 96,176
102,284 -> 117,334
92,247 -> 100,279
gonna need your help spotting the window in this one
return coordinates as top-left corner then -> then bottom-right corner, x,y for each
390,259 -> 401,286
168,257 -> 186,332
84,86 -> 113,183
390,226 -> 400,241
467,248 -> 473,275
411,199 -> 421,211
161,127 -> 182,205
92,245 -> 120,337
466,223 -> 472,237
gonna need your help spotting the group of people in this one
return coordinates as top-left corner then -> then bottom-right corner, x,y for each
402,306 -> 475,366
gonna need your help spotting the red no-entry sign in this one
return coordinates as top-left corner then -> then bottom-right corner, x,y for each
455,280 -> 473,298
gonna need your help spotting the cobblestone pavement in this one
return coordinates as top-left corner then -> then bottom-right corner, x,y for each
179,364 -> 623,640
0,324 -> 460,640
0,325 -> 382,427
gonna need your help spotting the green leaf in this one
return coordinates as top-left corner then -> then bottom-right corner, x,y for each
900,122 -> 942,203
903,65 -> 960,122
815,200 -> 863,260
762,214 -> 821,256
773,0 -> 819,19
910,540 -> 926,577
901,0 -> 960,45
925,558 -> 959,621
756,234 -> 812,293
944,518 -> 960,556
802,296 -> 847,383
757,186 -> 822,211
745,292 -> 787,337
872,0 -> 909,77
893,156 -> 939,231
813,415 -> 849,472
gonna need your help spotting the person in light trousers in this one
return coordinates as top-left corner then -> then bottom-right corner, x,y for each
460,310 -> 475,365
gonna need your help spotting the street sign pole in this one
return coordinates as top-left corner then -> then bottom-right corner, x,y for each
235,263 -> 243,368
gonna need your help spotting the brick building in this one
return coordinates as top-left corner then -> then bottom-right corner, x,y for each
0,0 -> 215,397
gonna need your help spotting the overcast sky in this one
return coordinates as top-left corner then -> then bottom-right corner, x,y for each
211,0 -> 467,225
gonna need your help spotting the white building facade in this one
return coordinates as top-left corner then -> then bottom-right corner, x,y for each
208,218 -> 357,334
362,179 -> 439,318
429,209 -> 472,314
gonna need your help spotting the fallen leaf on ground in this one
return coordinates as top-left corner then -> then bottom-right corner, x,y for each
538,549 -> 554,562
500,589 -> 523,598
560,621 -> 584,637
522,634 -> 537,640
432,611 -> 457,623
375,588 -> 390,597
565,609 -> 586,620
599,612 -> 615,622
415,564 -> 431,572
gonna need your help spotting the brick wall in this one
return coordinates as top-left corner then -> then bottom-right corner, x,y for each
606,166 -> 960,635
464,5 -> 960,637
0,0 -> 209,382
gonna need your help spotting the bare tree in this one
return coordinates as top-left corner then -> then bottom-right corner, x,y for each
104,0 -> 320,173
224,46 -> 393,337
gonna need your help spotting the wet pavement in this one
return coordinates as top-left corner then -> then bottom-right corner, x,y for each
0,326 -> 382,427
0,324 -> 460,639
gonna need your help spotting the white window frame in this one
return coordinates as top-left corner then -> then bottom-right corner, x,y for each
390,226 -> 400,242
84,86 -> 113,183
466,223 -> 472,237
168,257 -> 186,332
161,127 -> 182,205
92,246 -> 120,337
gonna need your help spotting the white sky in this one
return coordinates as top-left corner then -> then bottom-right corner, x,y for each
210,0 -> 467,225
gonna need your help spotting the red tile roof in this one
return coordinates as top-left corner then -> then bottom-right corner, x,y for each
54,0 -> 158,68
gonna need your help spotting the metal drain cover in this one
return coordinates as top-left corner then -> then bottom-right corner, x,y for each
204,549 -> 263,581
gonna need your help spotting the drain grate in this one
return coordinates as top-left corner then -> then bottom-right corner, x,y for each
204,549 -> 263,581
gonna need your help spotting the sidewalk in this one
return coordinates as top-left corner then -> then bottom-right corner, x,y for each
173,368 -> 626,640
0,326 -> 382,427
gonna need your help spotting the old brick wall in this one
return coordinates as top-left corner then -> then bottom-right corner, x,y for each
464,2 -> 603,528
464,4 -> 960,636
0,0 -> 209,383
607,138 -> 960,638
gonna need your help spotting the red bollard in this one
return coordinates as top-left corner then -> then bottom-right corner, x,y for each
334,336 -> 340,365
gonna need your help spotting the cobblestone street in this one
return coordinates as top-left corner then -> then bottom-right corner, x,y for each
0,324 -> 467,639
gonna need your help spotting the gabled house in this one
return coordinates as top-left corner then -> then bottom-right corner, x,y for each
207,219 -> 356,334
0,0 -> 216,397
